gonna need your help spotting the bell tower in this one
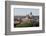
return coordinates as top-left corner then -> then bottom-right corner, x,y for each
30,12 -> 32,15
29,12 -> 32,17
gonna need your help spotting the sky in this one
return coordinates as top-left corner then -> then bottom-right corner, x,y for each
14,8 -> 39,16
